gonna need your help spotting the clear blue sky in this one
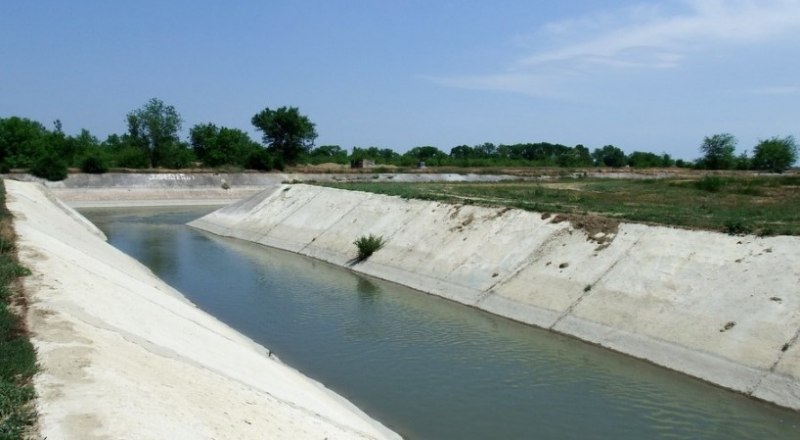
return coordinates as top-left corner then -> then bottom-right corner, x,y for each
2,0 -> 799,160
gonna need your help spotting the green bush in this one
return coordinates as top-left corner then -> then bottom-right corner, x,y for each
723,220 -> 751,235
112,146 -> 150,169
245,149 -> 274,171
29,153 -> 67,181
695,175 -> 726,192
80,153 -> 109,174
354,234 -> 385,262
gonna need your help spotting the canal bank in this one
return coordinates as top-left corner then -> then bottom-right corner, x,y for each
7,171 -> 522,208
190,183 -> 800,411
4,179 -> 401,439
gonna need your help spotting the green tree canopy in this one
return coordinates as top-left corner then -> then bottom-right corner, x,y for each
402,146 -> 447,166
699,133 -> 737,170
308,145 -> 348,164
126,98 -> 183,168
251,106 -> 317,165
0,116 -> 48,170
592,145 -> 627,167
558,145 -> 593,167
190,123 -> 261,168
350,147 -> 399,163
752,136 -> 798,173
627,151 -> 667,168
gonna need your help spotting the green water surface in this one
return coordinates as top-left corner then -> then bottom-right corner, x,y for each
81,206 -> 800,440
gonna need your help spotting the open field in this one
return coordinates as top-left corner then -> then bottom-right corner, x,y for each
321,174 -> 800,236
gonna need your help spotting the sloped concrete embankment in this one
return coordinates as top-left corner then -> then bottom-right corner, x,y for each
7,171 -> 521,207
6,180 -> 400,440
190,184 -> 800,411
9,172 -> 284,207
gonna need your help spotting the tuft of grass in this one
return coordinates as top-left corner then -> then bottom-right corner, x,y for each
354,234 -> 385,262
723,220 -> 752,235
695,175 -> 727,192
0,181 -> 38,440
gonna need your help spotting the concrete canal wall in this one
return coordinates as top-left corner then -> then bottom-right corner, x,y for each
7,172 -> 520,207
5,180 -> 401,440
190,183 -> 800,411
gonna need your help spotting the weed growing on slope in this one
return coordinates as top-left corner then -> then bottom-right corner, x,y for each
354,234 -> 385,262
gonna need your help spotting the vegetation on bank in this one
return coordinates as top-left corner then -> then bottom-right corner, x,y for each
354,234 -> 385,262
322,175 -> 800,236
0,182 -> 37,439
1,98 -> 795,182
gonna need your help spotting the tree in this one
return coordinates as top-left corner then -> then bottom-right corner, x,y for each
592,145 -> 627,167
251,106 -> 317,165
474,142 -> 497,158
29,150 -> 67,181
103,133 -> 150,168
627,151 -> 664,168
190,123 -> 260,167
734,150 -> 750,170
557,144 -> 593,167
752,136 -> 798,173
308,145 -> 348,164
699,133 -> 736,170
0,116 -> 49,170
30,126 -> 69,181
402,146 -> 447,166
126,98 -> 183,168
449,145 -> 474,160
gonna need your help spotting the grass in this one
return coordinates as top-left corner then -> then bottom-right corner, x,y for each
354,234 -> 385,262
320,175 -> 800,236
0,181 -> 37,440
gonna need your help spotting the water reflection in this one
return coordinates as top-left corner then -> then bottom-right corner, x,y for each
356,276 -> 381,299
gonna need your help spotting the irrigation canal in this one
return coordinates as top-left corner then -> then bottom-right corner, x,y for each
81,206 -> 800,440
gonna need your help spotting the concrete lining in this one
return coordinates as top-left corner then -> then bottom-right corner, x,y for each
7,180 -> 400,439
190,184 -> 800,411
4,172 -> 524,207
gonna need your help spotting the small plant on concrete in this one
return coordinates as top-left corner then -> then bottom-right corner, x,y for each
354,234 -> 385,262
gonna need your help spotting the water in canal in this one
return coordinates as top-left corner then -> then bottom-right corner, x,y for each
81,206 -> 800,440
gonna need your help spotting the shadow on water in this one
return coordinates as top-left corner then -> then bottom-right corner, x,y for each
81,206 -> 800,440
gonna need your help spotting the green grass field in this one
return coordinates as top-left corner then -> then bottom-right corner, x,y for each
321,175 -> 800,236
0,182 -> 37,440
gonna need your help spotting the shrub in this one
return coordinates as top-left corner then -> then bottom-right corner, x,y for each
271,155 -> 285,171
80,153 -> 109,174
113,146 -> 150,169
723,220 -> 751,235
354,234 -> 385,262
245,149 -> 273,171
695,175 -> 726,192
29,153 -> 67,181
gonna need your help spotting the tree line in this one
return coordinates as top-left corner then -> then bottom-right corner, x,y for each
0,98 -> 796,181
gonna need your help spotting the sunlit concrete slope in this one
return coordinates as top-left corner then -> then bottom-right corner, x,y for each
20,172 -> 284,207
6,171 -> 520,208
5,180 -> 400,440
191,184 -> 800,411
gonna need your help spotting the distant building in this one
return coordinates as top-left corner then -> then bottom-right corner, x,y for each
350,159 -> 376,169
